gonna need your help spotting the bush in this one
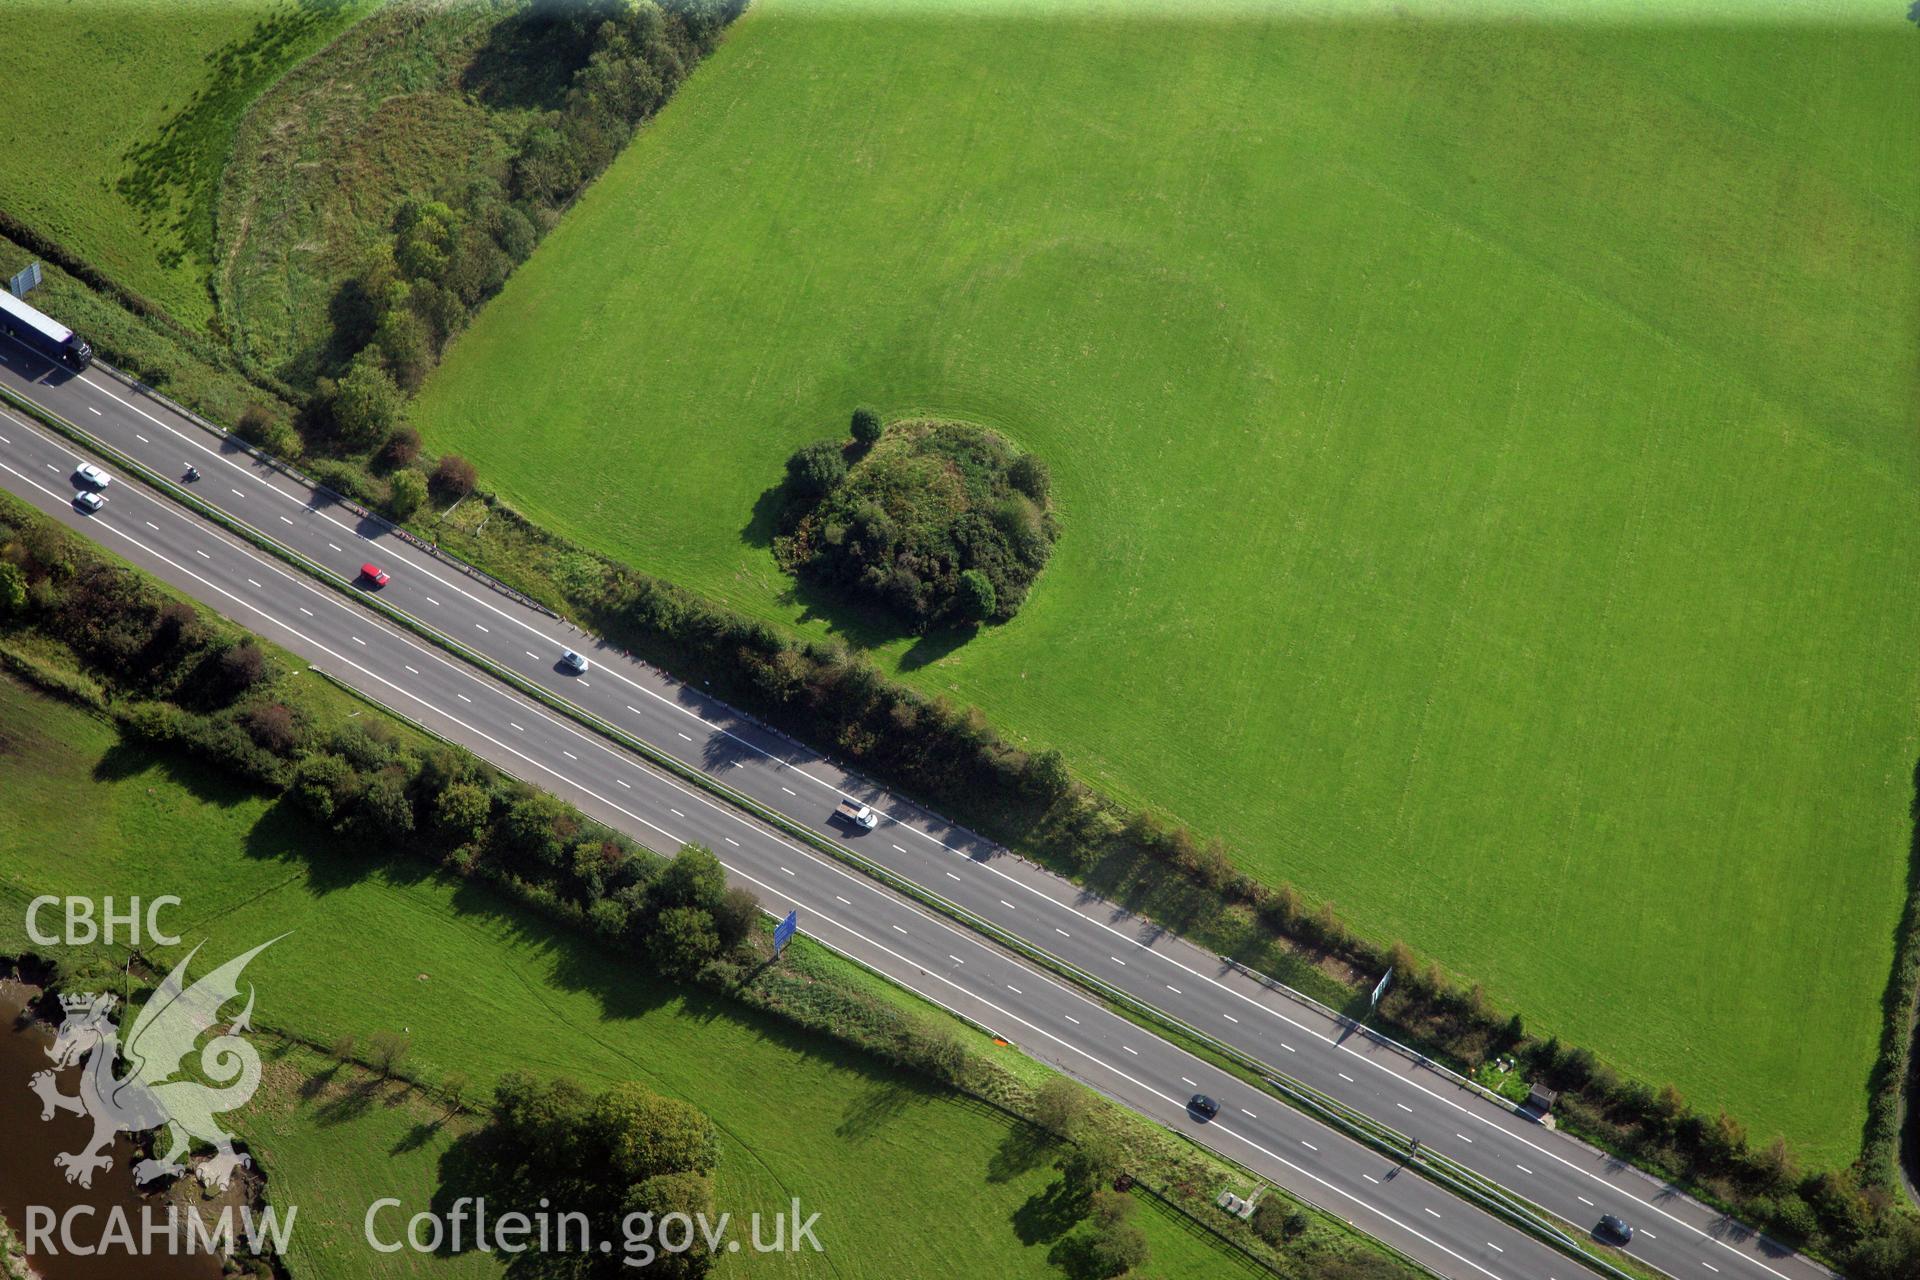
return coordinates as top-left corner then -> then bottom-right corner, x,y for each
368,1029 -> 411,1077
955,569 -> 997,624
783,440 -> 847,501
434,781 -> 493,844
779,421 -> 1057,631
238,702 -> 302,755
234,402 -> 280,446
431,453 -> 478,498
712,885 -> 761,951
850,406 -> 883,446
379,426 -> 421,468
0,562 -> 27,617
208,642 -> 268,702
387,468 -> 429,521
329,355 -> 403,451
649,905 -> 720,979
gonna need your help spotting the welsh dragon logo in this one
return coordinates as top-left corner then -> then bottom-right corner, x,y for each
29,937 -> 281,1191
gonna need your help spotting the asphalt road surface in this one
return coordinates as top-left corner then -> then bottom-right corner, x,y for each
0,347 -> 1841,1280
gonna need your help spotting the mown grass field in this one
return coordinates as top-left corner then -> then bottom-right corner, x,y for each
413,0 -> 1920,1163
0,676 -> 1250,1280
0,0 -> 371,327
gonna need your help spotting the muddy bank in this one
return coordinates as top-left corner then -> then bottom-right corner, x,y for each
0,976 -> 228,1280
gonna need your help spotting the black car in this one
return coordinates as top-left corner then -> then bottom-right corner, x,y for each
1188,1093 -> 1219,1121
1597,1214 -> 1633,1245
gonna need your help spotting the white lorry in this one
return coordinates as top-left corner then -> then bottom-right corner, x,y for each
834,799 -> 878,830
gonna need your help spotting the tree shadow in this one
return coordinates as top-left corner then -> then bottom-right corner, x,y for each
1011,1174 -> 1083,1247
298,1059 -> 343,1101
987,1118 -> 1056,1184
392,1115 -> 450,1156
833,1077 -> 923,1143
241,798 -> 429,898
1861,753 -> 1920,1206
460,5 -> 591,114
740,481 -> 791,552
313,1074 -> 385,1128
900,627 -> 971,672
90,737 -> 256,811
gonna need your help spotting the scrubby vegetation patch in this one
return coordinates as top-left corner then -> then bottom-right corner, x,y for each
776,415 -> 1057,631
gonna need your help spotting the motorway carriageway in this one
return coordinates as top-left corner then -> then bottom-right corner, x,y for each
0,349 -> 1840,1280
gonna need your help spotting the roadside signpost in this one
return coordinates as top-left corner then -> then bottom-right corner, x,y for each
1370,966 -> 1393,1010
773,909 -> 798,956
8,261 -> 42,299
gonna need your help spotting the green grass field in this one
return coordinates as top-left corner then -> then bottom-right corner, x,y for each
0,676 -> 1253,1280
0,0 -> 371,327
412,0 -> 1920,1163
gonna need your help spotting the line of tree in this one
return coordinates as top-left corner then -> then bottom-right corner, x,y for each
287,0 -> 745,477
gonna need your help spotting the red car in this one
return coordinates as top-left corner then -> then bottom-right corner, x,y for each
360,563 -> 390,587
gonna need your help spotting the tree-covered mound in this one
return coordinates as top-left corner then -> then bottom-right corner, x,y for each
778,418 -> 1057,630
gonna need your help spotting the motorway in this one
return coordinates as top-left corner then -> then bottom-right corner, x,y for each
0,347 -> 1840,1280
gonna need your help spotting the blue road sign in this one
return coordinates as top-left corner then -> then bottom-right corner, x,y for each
8,261 -> 41,299
773,910 -> 798,954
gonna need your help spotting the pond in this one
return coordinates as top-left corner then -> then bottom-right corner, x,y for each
0,979 -> 226,1280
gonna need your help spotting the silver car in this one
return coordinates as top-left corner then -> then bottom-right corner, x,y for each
74,490 -> 105,513
560,650 -> 590,674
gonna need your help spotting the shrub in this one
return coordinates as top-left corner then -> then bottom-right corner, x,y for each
780,421 -> 1057,630
849,406 -> 883,446
1009,452 -> 1051,503
431,453 -> 478,498
955,569 -> 997,624
329,356 -> 403,451
234,402 -> 279,446
434,781 -> 493,844
209,642 -> 268,702
783,440 -> 847,501
649,905 -> 720,979
712,885 -> 761,951
379,426 -> 422,468
387,468 -> 429,521
0,562 -> 27,617
368,1029 -> 411,1077
238,702 -> 302,755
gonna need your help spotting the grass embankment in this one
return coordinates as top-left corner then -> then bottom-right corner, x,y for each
413,0 -> 1920,1164
0,0 -> 374,328
216,0 -> 532,383
0,673 -> 1303,1280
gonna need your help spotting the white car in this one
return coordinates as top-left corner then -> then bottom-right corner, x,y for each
74,462 -> 111,489
74,490 -> 105,513
560,650 -> 590,674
